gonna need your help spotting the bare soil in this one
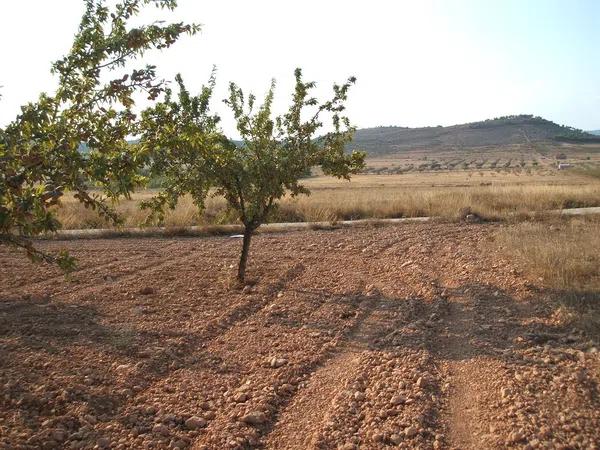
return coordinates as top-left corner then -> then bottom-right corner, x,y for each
1,223 -> 599,449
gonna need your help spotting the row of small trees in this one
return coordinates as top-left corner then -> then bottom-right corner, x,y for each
0,0 -> 365,282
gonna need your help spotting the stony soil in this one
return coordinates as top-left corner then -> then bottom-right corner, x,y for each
1,223 -> 599,450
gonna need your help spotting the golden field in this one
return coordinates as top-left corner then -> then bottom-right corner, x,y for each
494,216 -> 600,337
55,168 -> 600,229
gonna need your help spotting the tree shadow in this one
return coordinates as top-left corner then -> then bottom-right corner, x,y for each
0,295 -> 137,355
2,277 -> 599,449
0,261 -> 314,447
255,281 -> 600,447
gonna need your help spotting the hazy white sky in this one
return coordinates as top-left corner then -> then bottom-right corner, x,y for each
1,0 -> 599,135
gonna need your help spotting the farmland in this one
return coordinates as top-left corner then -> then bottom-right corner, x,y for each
54,142 -> 600,230
359,142 -> 600,174
2,220 -> 600,449
4,128 -> 600,449
2,0 -> 600,448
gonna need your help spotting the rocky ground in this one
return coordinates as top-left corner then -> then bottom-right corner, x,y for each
1,223 -> 599,449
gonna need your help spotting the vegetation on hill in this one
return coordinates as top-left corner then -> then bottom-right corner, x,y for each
347,115 -> 599,156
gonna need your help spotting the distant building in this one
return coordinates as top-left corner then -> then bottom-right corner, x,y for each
557,163 -> 572,170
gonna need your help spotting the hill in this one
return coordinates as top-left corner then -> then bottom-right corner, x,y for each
347,115 -> 598,156
588,130 -> 600,136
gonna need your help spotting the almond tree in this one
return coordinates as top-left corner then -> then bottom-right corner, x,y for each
140,68 -> 365,282
0,0 -> 198,269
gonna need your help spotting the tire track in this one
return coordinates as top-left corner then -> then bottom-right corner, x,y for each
188,288 -> 375,449
262,295 -> 400,449
438,299 -> 479,450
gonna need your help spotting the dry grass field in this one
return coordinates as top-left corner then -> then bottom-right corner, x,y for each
55,165 -> 600,229
495,216 -> 600,337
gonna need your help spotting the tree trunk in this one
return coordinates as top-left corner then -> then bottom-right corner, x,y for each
237,226 -> 253,283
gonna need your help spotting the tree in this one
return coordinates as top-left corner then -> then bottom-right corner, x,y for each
0,0 -> 198,270
140,68 -> 366,282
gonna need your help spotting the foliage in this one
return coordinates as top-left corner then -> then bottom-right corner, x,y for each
139,68 -> 365,281
0,0 -> 198,269
553,132 -> 600,143
472,115 -> 597,141
469,114 -> 543,128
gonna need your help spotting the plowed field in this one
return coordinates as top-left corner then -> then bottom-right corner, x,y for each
1,223 -> 599,449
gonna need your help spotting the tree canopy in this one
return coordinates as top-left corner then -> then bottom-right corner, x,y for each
0,0 -> 198,269
140,68 -> 365,281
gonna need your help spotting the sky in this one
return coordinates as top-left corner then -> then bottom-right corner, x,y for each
1,0 -> 599,136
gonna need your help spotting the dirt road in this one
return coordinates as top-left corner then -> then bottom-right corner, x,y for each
1,223 -> 599,449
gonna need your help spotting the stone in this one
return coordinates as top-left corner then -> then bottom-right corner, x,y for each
241,411 -> 266,425
152,424 -> 170,436
83,414 -> 97,424
538,426 -> 550,438
353,391 -> 365,401
185,416 -> 207,430
390,433 -> 402,444
390,394 -> 406,405
97,437 -> 110,448
173,439 -> 187,449
242,285 -> 253,294
51,430 -> 66,442
507,431 -> 524,443
234,392 -> 249,403
404,426 -> 418,438
139,286 -> 156,295
270,357 -> 287,368
372,432 -> 384,442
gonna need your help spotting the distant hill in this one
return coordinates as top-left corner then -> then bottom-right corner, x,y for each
347,115 -> 599,156
75,115 -> 599,158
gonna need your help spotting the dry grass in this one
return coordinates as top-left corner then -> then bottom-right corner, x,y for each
496,218 -> 600,290
276,183 -> 600,222
495,217 -> 600,337
54,173 -> 600,229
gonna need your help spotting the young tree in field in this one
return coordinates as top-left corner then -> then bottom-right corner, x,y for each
140,69 -> 366,282
0,0 -> 198,269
